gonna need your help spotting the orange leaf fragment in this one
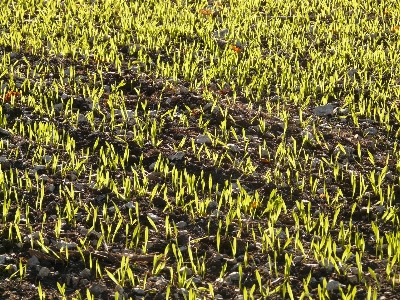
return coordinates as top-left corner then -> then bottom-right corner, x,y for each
4,91 -> 21,102
392,25 -> 400,32
199,9 -> 212,15
230,45 -> 241,53
260,158 -> 271,164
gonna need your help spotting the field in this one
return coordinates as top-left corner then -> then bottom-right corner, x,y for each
1,0 -> 400,299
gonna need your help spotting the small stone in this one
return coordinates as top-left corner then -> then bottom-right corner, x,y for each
229,272 -> 240,281
375,205 -> 386,215
214,253 -> 224,260
311,158 -> 321,168
7,264 -> 18,274
34,165 -> 46,171
313,104 -> 334,116
78,114 -> 87,123
39,174 -> 49,182
349,267 -> 360,275
125,202 -> 134,209
364,127 -> 378,136
208,201 -> 218,210
192,276 -> 202,284
53,103 -> 64,112
71,277 -> 80,288
226,143 -> 240,152
79,268 -> 91,278
53,241 -> 77,249
149,162 -> 156,170
293,256 -> 304,264
179,288 -> 189,295
179,86 -> 189,94
0,254 -> 7,264
168,151 -> 185,160
47,184 -> 56,193
74,182 -> 84,191
314,210 -> 321,217
147,213 -> 159,222
133,288 -> 145,295
89,283 -> 107,296
326,280 -> 341,291
27,256 -> 40,267
80,279 -> 89,287
0,156 -> 11,169
213,28 -> 229,39
38,267 -> 50,277
147,171 -> 164,181
179,267 -> 192,276
176,221 -> 187,229
177,231 -> 189,245
347,274 -> 358,284
0,128 -> 11,136
301,130 -> 315,141
195,134 -> 212,144
334,107 -> 349,115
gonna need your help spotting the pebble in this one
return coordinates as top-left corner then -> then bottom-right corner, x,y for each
301,130 -> 315,141
311,158 -> 321,168
179,288 -> 189,295
80,279 -> 89,287
0,128 -> 11,136
168,151 -> 185,160
74,182 -> 84,191
38,267 -> 50,277
78,114 -> 88,124
89,283 -> 107,296
0,156 -> 11,169
176,221 -> 187,229
192,276 -> 202,285
53,241 -> 77,249
213,28 -> 229,39
179,267 -> 192,276
0,254 -> 7,264
7,264 -> 17,274
33,165 -> 46,171
133,288 -> 145,295
364,127 -> 378,136
334,107 -> 349,115
125,202 -> 134,209
347,274 -> 358,284
227,143 -> 240,153
195,134 -> 212,144
147,213 -> 159,222
27,256 -> 40,267
320,259 -> 334,272
348,68 -> 358,80
177,231 -> 189,245
375,205 -> 386,215
313,104 -> 334,116
328,279 -> 346,291
47,184 -> 56,193
293,256 -> 304,263
214,253 -> 224,260
53,103 -> 64,112
79,268 -> 91,278
228,272 -> 240,281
